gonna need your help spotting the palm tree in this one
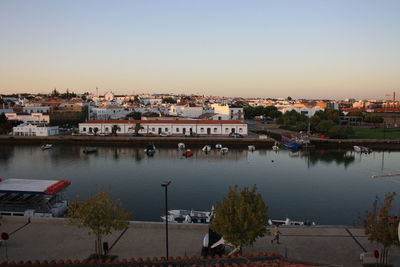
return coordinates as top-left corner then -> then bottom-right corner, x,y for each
111,125 -> 121,136
134,123 -> 144,134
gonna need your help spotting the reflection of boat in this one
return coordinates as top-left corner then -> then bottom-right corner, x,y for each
41,144 -> 53,150
248,145 -> 255,151
215,144 -> 222,149
354,146 -> 371,153
221,147 -> 229,154
272,141 -> 279,151
178,143 -> 185,150
144,144 -> 156,155
0,178 -> 71,217
202,145 -> 211,152
83,147 -> 97,154
182,149 -> 193,157
161,209 -> 212,224
268,218 -> 316,226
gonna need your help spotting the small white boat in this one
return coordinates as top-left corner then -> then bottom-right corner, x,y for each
248,145 -> 256,151
178,143 -> 185,150
41,144 -> 53,150
202,145 -> 211,152
161,209 -> 212,224
215,144 -> 222,149
268,218 -> 316,226
272,141 -> 279,151
354,145 -> 371,153
220,147 -> 229,154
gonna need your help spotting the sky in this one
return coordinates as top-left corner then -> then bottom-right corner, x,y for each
0,0 -> 399,99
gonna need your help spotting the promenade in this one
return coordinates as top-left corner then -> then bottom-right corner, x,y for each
0,217 -> 399,266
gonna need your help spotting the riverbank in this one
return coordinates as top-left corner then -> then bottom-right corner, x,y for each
0,135 -> 274,148
1,217 -> 399,266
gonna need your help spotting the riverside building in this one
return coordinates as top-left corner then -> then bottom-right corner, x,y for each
78,120 -> 247,136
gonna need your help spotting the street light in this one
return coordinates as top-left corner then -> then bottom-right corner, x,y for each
161,180 -> 171,258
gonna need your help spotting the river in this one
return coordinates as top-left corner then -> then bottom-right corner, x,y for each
0,144 -> 399,225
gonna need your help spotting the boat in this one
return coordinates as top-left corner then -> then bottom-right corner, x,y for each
248,145 -> 256,151
215,144 -> 222,149
272,141 -> 279,151
41,144 -> 53,150
221,147 -> 229,154
202,145 -> 211,152
0,178 -> 71,218
83,147 -> 97,154
182,149 -> 193,157
144,144 -> 156,155
268,218 -> 316,226
161,209 -> 212,224
354,146 -> 371,153
281,135 -> 302,150
178,143 -> 185,150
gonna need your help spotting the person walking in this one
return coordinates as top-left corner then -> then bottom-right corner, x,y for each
271,225 -> 281,244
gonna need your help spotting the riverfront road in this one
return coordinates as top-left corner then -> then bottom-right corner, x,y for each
0,217 -> 399,266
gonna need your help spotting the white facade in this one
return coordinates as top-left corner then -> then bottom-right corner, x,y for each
211,104 -> 244,120
5,113 -> 50,124
23,106 -> 50,114
279,106 -> 324,117
79,120 -> 248,136
168,105 -> 204,118
90,107 -> 132,120
13,124 -> 59,136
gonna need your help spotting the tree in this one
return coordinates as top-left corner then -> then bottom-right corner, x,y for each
0,113 -> 12,134
287,96 -> 292,101
50,88 -> 60,97
363,192 -> 400,265
111,125 -> 121,136
134,123 -> 143,134
66,189 -> 130,257
364,115 -> 384,124
132,112 -> 142,120
210,185 -> 268,251
162,97 -> 177,104
315,120 -> 336,134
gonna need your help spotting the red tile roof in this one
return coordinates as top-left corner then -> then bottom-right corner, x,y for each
83,120 -> 246,125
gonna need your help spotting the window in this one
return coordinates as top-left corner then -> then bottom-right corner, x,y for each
225,128 -> 229,133
105,127 -> 109,132
239,128 -> 243,133
152,128 -> 155,132
165,128 -> 168,132
83,127 -> 86,132
200,128 -> 204,133
176,128 -> 180,132
89,127 -> 93,133
213,128 -> 217,133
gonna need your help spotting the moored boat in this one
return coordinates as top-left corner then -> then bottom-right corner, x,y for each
354,145 -> 371,153
281,135 -> 302,150
220,147 -> 229,154
178,143 -> 185,150
202,145 -> 211,152
83,147 -> 97,154
272,141 -> 279,151
183,149 -> 193,157
248,145 -> 256,151
41,144 -> 53,150
215,144 -> 222,149
144,144 -> 156,155
0,178 -> 71,218
161,209 -> 212,224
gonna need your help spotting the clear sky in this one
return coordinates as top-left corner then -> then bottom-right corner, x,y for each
0,0 -> 399,99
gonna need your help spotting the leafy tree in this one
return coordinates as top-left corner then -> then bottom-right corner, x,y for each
111,125 -> 121,135
287,96 -> 292,101
134,123 -> 143,134
327,125 -> 348,139
66,189 -> 131,257
142,112 -> 159,117
347,110 -> 364,118
162,97 -> 177,104
132,112 -> 142,120
364,115 -> 384,124
363,192 -> 400,265
0,113 -> 12,134
50,88 -> 60,97
315,120 -> 336,134
210,185 -> 268,251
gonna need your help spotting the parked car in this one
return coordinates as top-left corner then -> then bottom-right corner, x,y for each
132,133 -> 143,137
144,133 -> 157,137
229,133 -> 243,138
159,132 -> 169,137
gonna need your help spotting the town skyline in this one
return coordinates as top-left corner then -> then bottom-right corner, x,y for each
1,0 -> 399,99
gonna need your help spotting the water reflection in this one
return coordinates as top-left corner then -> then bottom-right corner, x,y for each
302,150 -> 356,169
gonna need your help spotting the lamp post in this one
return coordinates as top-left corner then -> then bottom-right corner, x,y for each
161,180 -> 171,258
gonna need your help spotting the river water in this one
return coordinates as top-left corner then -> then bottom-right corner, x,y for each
0,144 -> 399,225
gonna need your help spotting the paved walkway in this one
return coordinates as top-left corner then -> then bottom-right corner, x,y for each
0,217 -> 399,266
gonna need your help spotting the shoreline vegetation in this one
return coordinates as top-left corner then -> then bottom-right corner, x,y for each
1,134 -> 400,150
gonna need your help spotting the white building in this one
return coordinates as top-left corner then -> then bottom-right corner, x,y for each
79,120 -> 248,136
90,106 -> 133,120
279,106 -> 324,117
23,106 -> 50,114
210,104 -> 244,120
5,113 -> 50,124
168,105 -> 204,118
13,123 -> 59,136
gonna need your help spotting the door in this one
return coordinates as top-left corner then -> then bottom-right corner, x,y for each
183,128 -> 186,135
207,128 -> 211,134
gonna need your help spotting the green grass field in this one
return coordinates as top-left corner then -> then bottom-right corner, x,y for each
353,128 -> 400,139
